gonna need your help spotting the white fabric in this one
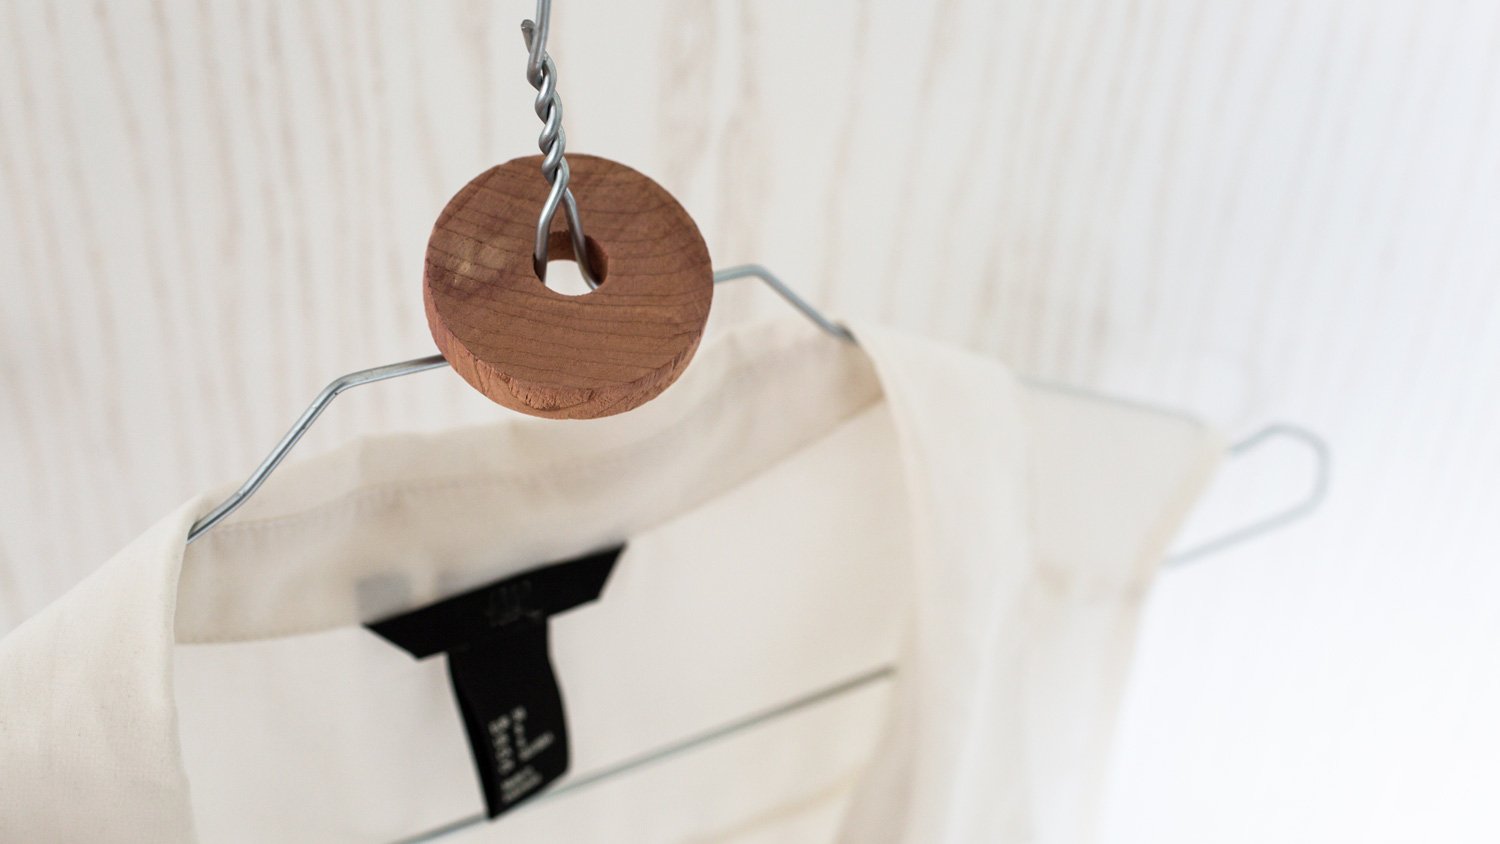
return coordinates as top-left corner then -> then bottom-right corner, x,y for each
0,317 -> 1221,843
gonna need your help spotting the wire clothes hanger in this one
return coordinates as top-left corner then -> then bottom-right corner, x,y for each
184,3 -> 1331,839
183,0 -> 1328,547
185,259 -> 1329,552
186,264 -> 857,544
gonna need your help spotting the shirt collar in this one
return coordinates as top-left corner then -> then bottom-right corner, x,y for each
0,316 -> 1030,841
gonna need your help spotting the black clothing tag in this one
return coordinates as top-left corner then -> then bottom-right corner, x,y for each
366,545 -> 623,819
367,546 -> 622,659
446,621 -> 567,815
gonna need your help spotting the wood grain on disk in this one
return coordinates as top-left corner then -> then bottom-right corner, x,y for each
423,154 -> 713,419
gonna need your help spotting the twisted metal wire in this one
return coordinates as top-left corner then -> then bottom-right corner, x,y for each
520,1 -> 598,288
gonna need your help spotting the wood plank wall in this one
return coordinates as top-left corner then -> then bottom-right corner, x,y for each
2,2 -> 1498,840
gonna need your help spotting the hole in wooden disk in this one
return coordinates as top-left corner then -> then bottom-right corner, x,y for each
540,232 -> 608,297
543,259 -> 592,296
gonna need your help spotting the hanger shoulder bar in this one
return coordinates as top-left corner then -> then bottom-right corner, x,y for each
186,265 -> 1328,560
1165,424 -> 1331,567
185,355 -> 448,543
187,266 -> 836,543
712,264 -> 856,342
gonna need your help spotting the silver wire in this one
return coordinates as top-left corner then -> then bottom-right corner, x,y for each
1165,424 -> 1331,567
712,264 -> 855,343
185,265 -> 1329,554
185,355 -> 449,542
185,266 -> 844,544
392,665 -> 898,844
520,1 -> 597,288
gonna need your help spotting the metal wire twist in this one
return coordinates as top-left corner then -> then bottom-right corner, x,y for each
520,0 -> 598,288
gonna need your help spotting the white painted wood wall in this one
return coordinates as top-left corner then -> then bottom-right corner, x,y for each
2,1 -> 1497,840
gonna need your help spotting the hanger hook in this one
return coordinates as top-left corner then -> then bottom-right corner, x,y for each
519,0 -> 598,288
524,0 -> 550,82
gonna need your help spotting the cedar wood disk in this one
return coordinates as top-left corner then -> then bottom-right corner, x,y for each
423,154 -> 713,419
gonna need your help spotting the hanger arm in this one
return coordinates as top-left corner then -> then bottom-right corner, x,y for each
187,266 -> 830,543
186,265 -> 1329,559
186,355 -> 448,542
711,264 -> 855,342
1164,424 -> 1331,567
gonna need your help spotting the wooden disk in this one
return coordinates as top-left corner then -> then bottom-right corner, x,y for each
423,154 -> 713,419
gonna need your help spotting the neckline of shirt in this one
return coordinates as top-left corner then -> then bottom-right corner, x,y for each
173,318 -> 900,645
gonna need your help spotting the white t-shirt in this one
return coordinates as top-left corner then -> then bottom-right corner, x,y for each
0,317 -> 1220,842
